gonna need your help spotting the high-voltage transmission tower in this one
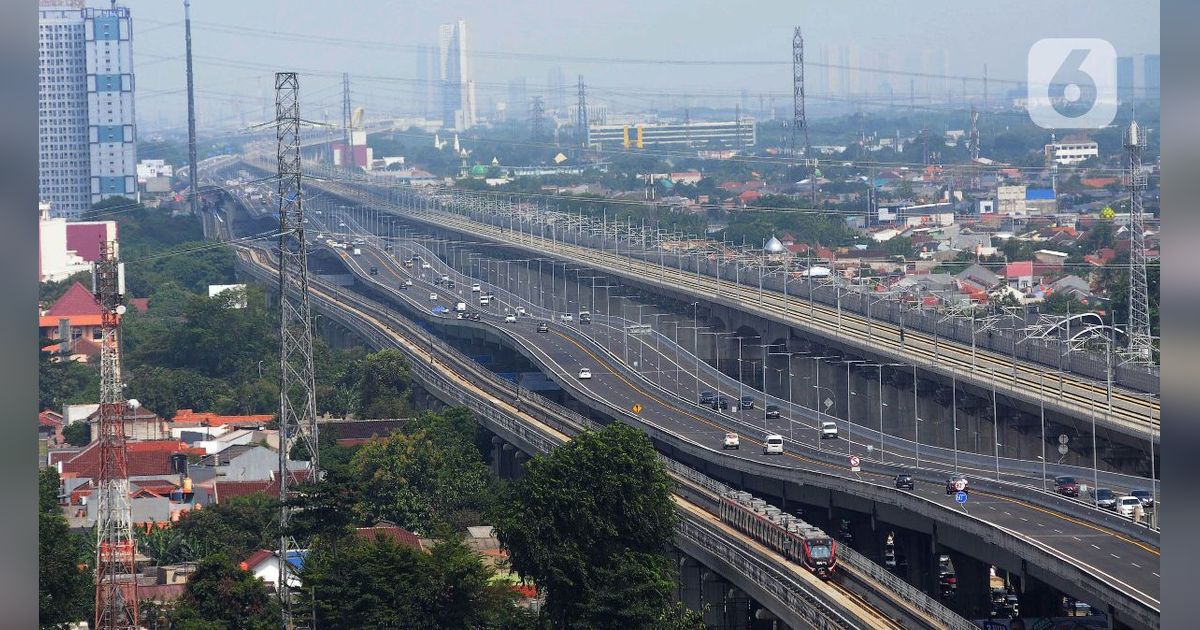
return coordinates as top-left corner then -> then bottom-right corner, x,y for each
791,27 -> 815,206
968,105 -> 980,161
1124,120 -> 1154,364
93,242 -> 138,630
274,72 -> 320,629
184,0 -> 198,216
341,72 -> 353,169
576,75 -> 588,149
530,95 -> 545,140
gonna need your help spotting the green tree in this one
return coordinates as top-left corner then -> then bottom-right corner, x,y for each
61,421 -> 91,447
39,469 -> 91,628
492,422 -> 679,627
301,535 -> 532,630
170,554 -> 280,630
39,349 -> 99,412
356,349 -> 412,418
348,411 -> 494,535
170,493 -> 279,563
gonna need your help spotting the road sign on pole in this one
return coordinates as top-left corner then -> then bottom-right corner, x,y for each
849,455 -> 860,472
954,479 -> 966,492
1058,434 -> 1069,445
1057,443 -> 1069,456
955,491 -> 968,504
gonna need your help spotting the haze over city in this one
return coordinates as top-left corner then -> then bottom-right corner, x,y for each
129,0 -> 1160,132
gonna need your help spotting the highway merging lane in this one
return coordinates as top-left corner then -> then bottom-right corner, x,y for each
310,174 -> 1159,433
327,235 -> 1160,608
232,238 -> 910,630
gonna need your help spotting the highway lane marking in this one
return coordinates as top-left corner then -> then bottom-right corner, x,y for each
1153,572 -> 1159,577
547,321 -> 1165,588
1111,553 -> 1120,559
1131,562 -> 1140,568
315,184 -> 1158,421
974,489 -> 1160,557
1091,544 -> 1101,550
356,235 -> 1165,569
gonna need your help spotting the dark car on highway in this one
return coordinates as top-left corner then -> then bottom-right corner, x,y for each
1129,488 -> 1154,508
765,404 -> 781,418
1054,476 -> 1080,497
894,472 -> 914,490
711,395 -> 730,411
739,396 -> 755,410
699,391 -> 716,405
537,322 -> 549,333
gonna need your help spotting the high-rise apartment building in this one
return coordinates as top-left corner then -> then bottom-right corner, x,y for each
1117,56 -> 1135,104
438,20 -> 476,130
39,3 -> 137,219
1143,54 -> 1160,100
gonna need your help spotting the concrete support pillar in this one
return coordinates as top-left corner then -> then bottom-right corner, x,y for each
677,556 -> 704,616
490,437 -> 504,476
724,587 -> 751,630
513,451 -> 529,480
501,443 -> 515,479
701,570 -> 727,629
947,551 -> 991,619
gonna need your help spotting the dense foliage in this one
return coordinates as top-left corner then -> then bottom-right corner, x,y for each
302,535 -> 534,629
492,422 -> 693,628
38,468 -> 92,629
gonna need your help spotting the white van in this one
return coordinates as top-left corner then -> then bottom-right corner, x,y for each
764,434 -> 784,455
480,295 -> 491,306
454,302 -> 467,313
821,421 -> 839,439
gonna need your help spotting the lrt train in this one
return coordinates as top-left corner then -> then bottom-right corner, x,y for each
719,490 -> 839,579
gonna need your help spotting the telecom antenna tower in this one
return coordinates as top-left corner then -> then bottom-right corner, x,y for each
184,0 -> 198,215
341,72 -> 353,169
530,95 -> 545,139
274,72 -> 320,628
576,75 -> 588,149
93,242 -> 138,630
791,27 -> 814,205
1124,120 -> 1154,364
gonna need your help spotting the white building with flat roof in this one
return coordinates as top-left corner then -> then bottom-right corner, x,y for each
1044,141 -> 1099,165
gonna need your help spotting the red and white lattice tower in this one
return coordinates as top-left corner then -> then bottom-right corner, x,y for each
92,241 -> 138,630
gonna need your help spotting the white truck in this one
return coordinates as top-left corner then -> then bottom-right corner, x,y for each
352,247 -> 362,256
454,301 -> 467,313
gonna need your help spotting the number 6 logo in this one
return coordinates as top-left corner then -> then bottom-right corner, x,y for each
1028,38 -> 1117,130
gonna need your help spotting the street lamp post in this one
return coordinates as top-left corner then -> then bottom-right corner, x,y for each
843,360 -> 868,456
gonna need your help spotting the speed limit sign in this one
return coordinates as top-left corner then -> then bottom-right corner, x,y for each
955,480 -> 967,492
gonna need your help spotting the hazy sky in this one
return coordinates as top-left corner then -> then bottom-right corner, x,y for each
123,0 -> 1160,132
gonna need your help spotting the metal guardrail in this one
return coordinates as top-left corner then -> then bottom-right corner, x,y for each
234,245 -> 876,629
382,236 -> 1161,541
835,544 -> 976,630
675,517 -> 857,630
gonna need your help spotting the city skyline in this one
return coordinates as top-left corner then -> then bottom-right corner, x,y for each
121,0 -> 1159,133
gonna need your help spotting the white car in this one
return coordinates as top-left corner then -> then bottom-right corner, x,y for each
428,293 -> 438,301
516,306 -> 526,316
1115,495 -> 1142,518
763,434 -> 784,455
421,262 -> 431,270
405,279 -> 413,287
504,313 -> 517,323
561,313 -> 574,322
723,433 -> 740,449
577,368 -> 592,380
820,421 -> 839,439
471,283 -> 481,292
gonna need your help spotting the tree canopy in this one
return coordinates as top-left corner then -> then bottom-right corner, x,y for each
491,422 -> 685,628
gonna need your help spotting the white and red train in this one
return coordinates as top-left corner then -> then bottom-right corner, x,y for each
719,490 -> 839,579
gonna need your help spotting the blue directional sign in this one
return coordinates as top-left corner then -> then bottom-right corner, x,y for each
954,491 -> 968,505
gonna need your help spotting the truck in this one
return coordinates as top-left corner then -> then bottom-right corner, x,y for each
353,247 -> 362,256
479,295 -> 491,306
455,301 -> 467,313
